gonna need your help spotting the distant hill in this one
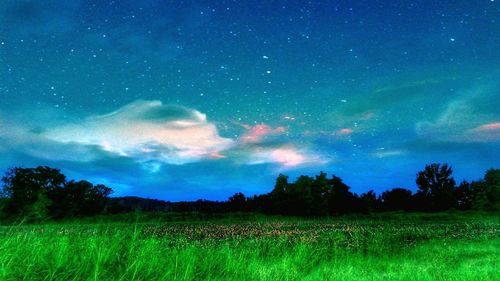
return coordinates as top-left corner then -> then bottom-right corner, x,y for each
106,196 -> 173,213
106,196 -> 228,213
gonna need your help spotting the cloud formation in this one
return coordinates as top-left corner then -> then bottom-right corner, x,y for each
468,122 -> 500,142
240,123 -> 287,143
1,100 -> 326,171
43,100 -> 234,164
415,85 -> 500,143
337,128 -> 354,136
248,146 -> 322,168
371,149 -> 407,158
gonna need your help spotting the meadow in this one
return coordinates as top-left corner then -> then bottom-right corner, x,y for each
0,213 -> 498,281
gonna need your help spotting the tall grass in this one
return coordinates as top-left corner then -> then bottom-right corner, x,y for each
0,214 -> 498,280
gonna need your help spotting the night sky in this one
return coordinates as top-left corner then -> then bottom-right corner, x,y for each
1,0 -> 499,201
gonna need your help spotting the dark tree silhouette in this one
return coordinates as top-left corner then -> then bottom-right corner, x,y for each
359,190 -> 380,212
292,175 -> 315,215
1,166 -> 112,219
327,175 -> 357,214
267,172 -> 359,215
228,192 -> 247,212
416,163 -> 456,211
472,169 -> 500,211
61,181 -> 112,217
310,172 -> 329,215
269,174 -> 290,214
272,174 -> 289,196
381,188 -> 413,211
1,166 -> 66,218
455,181 -> 474,210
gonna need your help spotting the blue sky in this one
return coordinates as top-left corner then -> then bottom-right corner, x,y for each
0,0 -> 499,200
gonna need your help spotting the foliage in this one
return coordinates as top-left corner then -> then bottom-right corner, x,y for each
246,164 -> 499,215
1,166 -> 112,220
415,163 -> 456,211
234,164 -> 498,215
1,166 -> 65,216
472,169 -> 500,211
381,188 -> 413,211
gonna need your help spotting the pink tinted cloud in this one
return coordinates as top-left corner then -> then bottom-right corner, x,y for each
241,123 -> 287,143
209,152 -> 226,159
337,128 -> 353,135
474,122 -> 500,131
249,146 -> 322,168
467,122 -> 500,142
269,148 -> 306,167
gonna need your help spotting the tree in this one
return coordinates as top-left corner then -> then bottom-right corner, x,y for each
472,169 -> 500,211
381,188 -> 413,211
360,190 -> 379,212
228,192 -> 247,212
1,166 -> 112,219
292,175 -> 315,215
455,181 -> 473,210
61,181 -> 112,217
327,175 -> 356,214
271,174 -> 289,196
416,163 -> 456,211
310,172 -> 329,215
267,172 -> 358,216
269,174 -> 289,214
1,166 -> 66,216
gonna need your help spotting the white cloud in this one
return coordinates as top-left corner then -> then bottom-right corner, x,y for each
371,149 -> 407,158
43,100 -> 234,164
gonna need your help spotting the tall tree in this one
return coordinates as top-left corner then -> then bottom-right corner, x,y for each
416,163 -> 456,211
310,172 -> 329,215
271,174 -> 289,196
228,192 -> 247,212
327,175 -> 356,214
290,175 -> 315,215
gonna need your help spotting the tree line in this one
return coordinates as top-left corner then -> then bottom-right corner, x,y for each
0,163 -> 498,220
235,164 -> 499,216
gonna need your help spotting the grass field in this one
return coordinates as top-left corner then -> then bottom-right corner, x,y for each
0,213 -> 498,281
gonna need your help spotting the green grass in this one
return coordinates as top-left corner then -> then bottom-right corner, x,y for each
0,213 -> 498,280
